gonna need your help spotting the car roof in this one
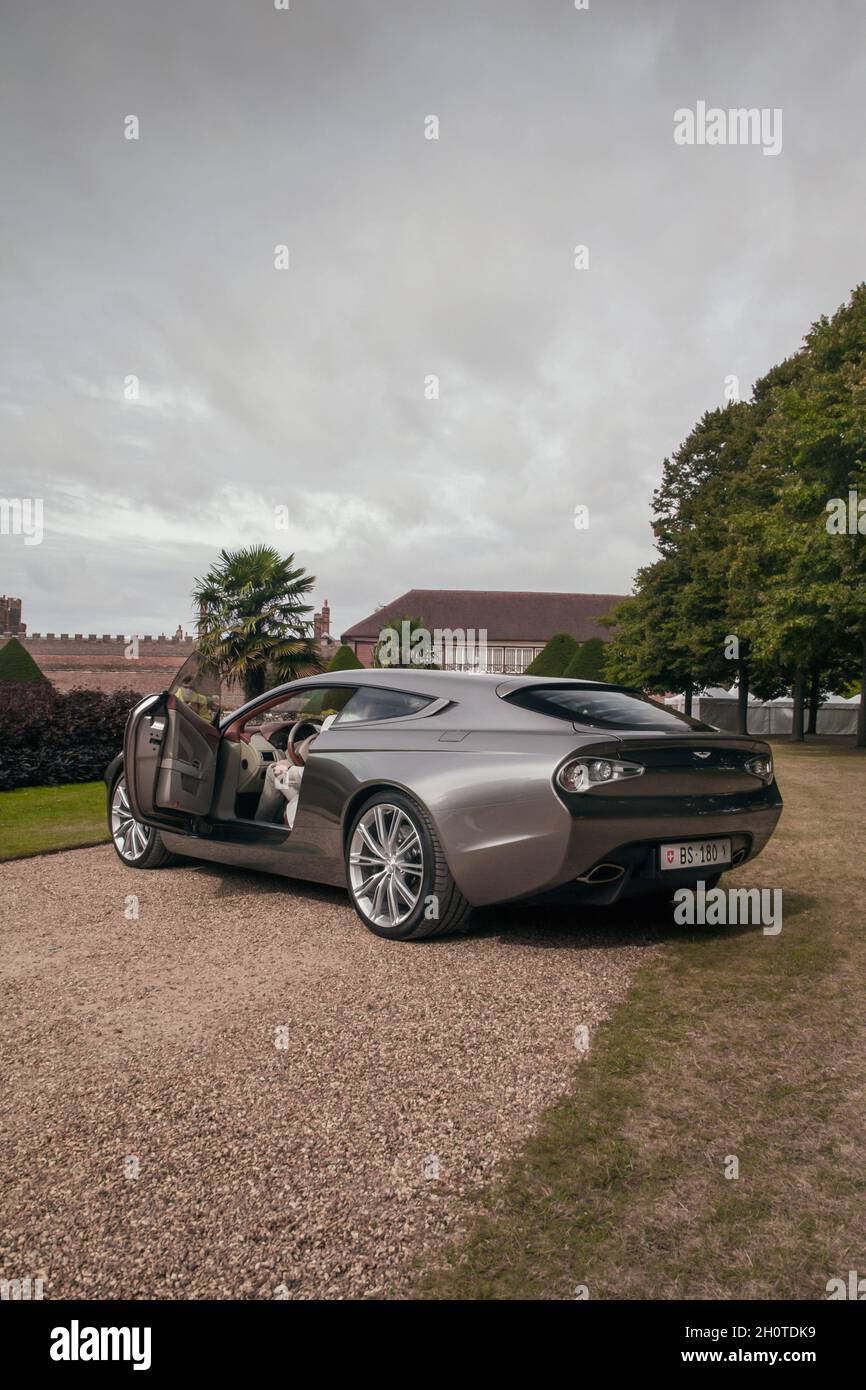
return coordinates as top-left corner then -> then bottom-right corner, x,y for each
292,668 -> 608,696
222,668 -> 616,732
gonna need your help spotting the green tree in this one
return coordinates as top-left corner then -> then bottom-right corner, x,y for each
326,643 -> 364,672
603,558 -> 702,711
651,399 -> 790,729
614,297 -> 865,738
736,288 -> 866,741
192,545 -> 319,701
525,632 -> 580,677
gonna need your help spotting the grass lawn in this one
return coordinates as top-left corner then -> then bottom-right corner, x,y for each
0,781 -> 109,861
416,742 -> 866,1300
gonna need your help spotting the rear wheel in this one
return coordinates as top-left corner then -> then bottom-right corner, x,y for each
346,791 -> 472,940
109,772 -> 174,869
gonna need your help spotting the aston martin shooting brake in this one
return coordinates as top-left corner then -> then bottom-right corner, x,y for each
106,655 -> 783,940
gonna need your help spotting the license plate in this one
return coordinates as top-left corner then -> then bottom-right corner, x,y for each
659,838 -> 732,871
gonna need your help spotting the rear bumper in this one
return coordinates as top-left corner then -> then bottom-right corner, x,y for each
446,779 -> 782,907
547,784 -> 782,903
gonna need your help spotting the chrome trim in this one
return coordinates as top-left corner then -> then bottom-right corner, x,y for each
575,862 -> 626,884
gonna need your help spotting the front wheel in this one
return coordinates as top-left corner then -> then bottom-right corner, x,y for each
109,773 -> 174,869
346,791 -> 472,941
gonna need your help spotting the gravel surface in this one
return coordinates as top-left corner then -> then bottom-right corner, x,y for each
0,845 -> 658,1299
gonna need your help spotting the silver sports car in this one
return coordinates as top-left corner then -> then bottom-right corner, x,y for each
106,653 -> 783,941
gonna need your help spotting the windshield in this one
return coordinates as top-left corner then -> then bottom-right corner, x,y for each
504,684 -> 717,732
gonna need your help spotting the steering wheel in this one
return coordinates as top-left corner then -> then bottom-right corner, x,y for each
287,717 -> 322,766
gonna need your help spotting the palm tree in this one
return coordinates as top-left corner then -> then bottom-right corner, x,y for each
192,546 -> 320,701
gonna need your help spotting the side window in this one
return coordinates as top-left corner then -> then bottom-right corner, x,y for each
334,687 -> 432,724
239,686 -> 356,732
170,651 -> 221,722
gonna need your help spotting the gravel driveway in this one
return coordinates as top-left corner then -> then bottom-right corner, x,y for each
1,846 -> 657,1299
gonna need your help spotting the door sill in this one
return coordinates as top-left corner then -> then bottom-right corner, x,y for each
197,817 -> 290,845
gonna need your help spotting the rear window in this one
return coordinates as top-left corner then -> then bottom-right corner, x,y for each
504,684 -> 716,732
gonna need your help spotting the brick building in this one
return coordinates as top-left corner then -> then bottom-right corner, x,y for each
0,595 -> 24,636
341,588 -> 626,671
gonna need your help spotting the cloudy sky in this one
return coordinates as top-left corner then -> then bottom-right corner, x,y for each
2,0 -> 865,641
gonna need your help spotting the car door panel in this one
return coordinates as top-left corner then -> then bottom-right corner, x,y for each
123,694 -> 180,825
153,699 -> 220,817
123,651 -> 222,827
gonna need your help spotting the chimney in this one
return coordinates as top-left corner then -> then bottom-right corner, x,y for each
314,599 -> 331,645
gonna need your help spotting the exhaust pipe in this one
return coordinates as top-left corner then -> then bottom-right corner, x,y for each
575,862 -> 626,885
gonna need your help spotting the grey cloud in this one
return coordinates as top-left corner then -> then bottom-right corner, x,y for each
2,0 -> 865,639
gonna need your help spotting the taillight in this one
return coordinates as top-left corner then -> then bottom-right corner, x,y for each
745,754 -> 774,783
556,757 -> 645,794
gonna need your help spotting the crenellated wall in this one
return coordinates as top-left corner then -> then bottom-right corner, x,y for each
1,600 -> 333,699
0,631 -> 199,694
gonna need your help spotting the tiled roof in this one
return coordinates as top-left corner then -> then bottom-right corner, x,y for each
341,589 -> 626,642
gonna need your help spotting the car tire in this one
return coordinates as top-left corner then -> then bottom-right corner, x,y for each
346,789 -> 473,941
108,771 -> 175,870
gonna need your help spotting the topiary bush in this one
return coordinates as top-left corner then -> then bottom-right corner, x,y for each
563,637 -> 607,681
326,643 -> 364,672
0,636 -> 48,684
524,632 -> 580,677
0,685 -> 145,791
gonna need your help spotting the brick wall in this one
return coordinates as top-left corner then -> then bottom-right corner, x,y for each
0,632 -> 207,696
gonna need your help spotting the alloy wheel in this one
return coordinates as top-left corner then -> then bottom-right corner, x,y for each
111,777 -> 152,862
348,803 -> 424,929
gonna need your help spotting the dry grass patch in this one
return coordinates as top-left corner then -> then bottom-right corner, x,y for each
415,743 -> 866,1300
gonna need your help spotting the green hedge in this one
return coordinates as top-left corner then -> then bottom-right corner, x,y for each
563,637 -> 607,681
326,643 -> 364,671
525,632 -> 580,676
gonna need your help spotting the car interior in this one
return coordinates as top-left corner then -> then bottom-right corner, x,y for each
217,687 -> 356,825
168,652 -> 436,832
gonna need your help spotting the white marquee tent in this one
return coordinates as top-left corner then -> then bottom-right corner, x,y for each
664,687 -> 861,735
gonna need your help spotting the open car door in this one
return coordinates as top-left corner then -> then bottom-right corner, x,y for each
124,652 -> 222,827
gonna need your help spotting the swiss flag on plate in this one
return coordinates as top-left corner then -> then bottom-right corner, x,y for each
666,849 -> 675,864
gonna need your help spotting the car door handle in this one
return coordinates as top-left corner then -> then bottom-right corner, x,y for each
162,755 -> 205,778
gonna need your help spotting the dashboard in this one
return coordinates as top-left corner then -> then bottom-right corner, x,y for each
235,719 -> 322,793
237,730 -> 281,792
